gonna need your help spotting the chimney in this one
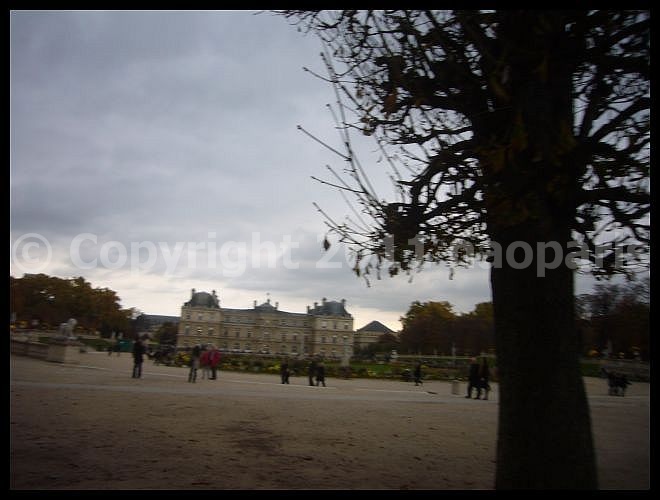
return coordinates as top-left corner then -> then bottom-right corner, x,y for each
275,302 -> 279,310
191,288 -> 196,298
307,306 -> 310,313
254,300 -> 257,308
341,299 -> 346,307
322,297 -> 327,305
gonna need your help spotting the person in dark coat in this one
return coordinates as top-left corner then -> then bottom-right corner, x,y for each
280,359 -> 290,384
476,357 -> 491,400
315,361 -> 326,387
413,361 -> 423,386
465,357 -> 480,398
308,358 -> 317,386
132,338 -> 146,378
188,344 -> 201,383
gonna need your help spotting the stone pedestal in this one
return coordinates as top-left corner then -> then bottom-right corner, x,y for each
451,379 -> 461,395
46,340 -> 82,364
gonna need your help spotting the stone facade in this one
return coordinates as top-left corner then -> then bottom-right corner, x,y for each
176,290 -> 355,359
354,320 -> 397,351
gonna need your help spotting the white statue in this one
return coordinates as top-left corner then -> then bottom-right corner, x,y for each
58,318 -> 78,339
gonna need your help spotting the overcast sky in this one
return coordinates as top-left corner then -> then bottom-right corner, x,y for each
10,10 -> 614,331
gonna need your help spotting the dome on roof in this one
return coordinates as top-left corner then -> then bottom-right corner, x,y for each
255,298 -> 278,312
310,298 -> 351,317
185,291 -> 220,309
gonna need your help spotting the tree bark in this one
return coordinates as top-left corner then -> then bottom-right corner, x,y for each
480,12 -> 598,488
490,226 -> 598,489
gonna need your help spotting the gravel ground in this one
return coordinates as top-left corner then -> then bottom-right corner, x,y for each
10,352 -> 649,490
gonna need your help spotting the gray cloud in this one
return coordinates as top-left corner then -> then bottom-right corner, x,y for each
12,10 -> 609,332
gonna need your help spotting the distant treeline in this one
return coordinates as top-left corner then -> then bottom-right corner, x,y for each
359,277 -> 649,361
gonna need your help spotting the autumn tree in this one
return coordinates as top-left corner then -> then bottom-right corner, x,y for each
577,277 -> 650,359
453,302 -> 494,355
10,273 -> 132,336
399,300 -> 456,354
279,10 -> 649,488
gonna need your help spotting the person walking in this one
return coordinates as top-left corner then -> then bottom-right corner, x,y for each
280,359 -> 290,384
200,345 -> 210,380
315,360 -> 326,387
465,357 -> 480,398
413,361 -> 423,386
476,357 -> 491,400
188,344 -> 201,383
132,337 -> 146,379
308,358 -> 317,386
208,345 -> 221,380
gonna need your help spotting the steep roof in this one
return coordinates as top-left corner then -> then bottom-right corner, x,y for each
309,299 -> 351,317
142,314 -> 179,325
357,320 -> 395,334
184,291 -> 220,309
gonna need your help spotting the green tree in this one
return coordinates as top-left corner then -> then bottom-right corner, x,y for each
279,10 -> 649,488
453,302 -> 494,355
155,322 -> 178,346
399,300 -> 456,354
356,332 -> 399,359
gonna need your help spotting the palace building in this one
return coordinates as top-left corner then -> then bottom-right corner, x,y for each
176,289 -> 355,358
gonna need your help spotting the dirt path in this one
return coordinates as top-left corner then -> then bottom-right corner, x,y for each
10,353 -> 649,490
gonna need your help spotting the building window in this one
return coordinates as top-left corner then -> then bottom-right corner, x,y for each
334,321 -> 337,329
208,327 -> 214,335
321,321 -> 327,329
292,334 -> 298,342
184,325 -> 190,335
281,333 -> 286,342
332,336 -> 337,344
247,331 -> 252,338
224,329 -> 228,337
196,327 -> 202,336
198,313 -> 204,321
235,330 -> 240,338
344,323 -> 349,330
321,337 -> 326,344
185,313 -> 191,320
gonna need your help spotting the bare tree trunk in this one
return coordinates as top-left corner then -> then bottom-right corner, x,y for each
490,227 -> 598,488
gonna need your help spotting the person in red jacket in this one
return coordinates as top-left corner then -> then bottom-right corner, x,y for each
200,346 -> 211,380
208,345 -> 221,380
